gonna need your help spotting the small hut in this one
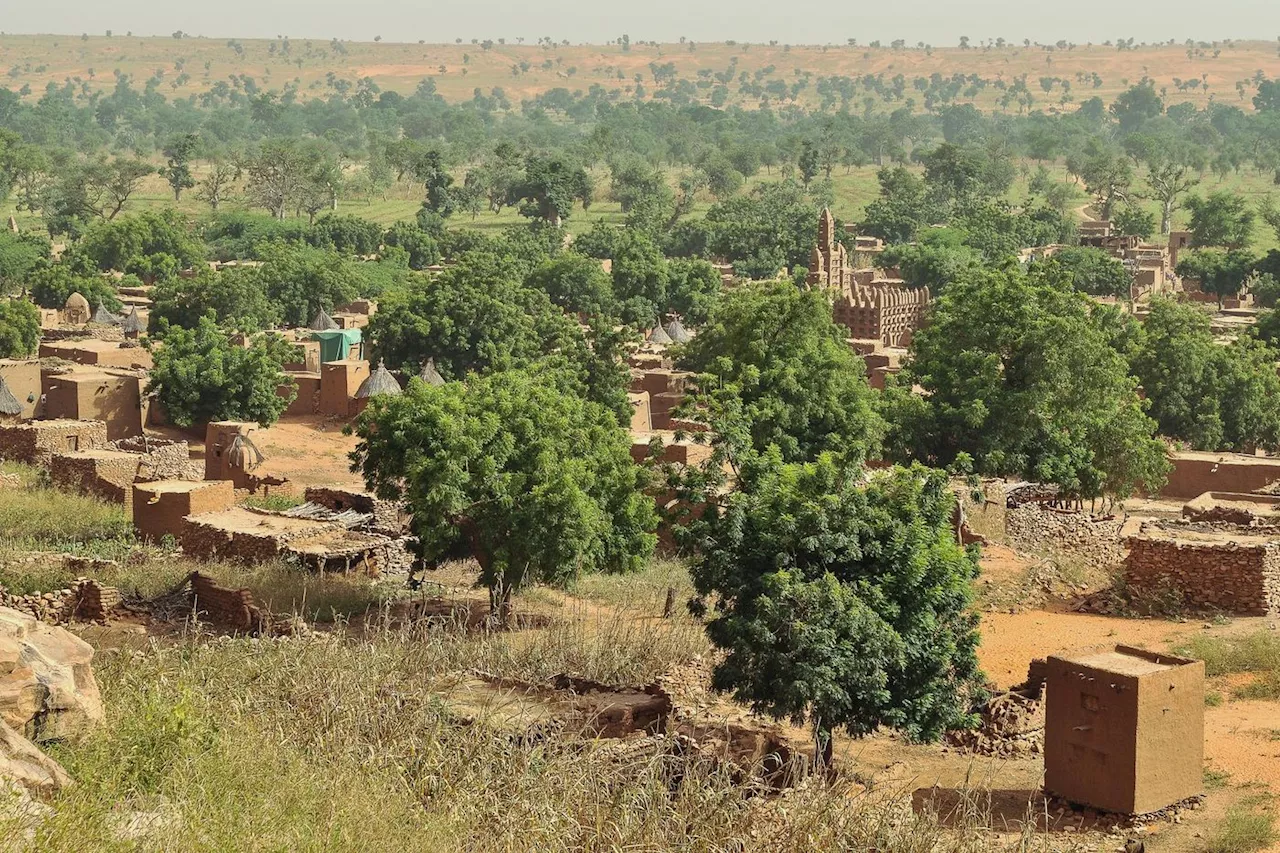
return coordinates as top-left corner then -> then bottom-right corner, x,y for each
91,302 -> 120,326
419,358 -> 446,386
665,317 -> 691,344
0,375 -> 22,423
64,292 -> 91,325
355,361 -> 403,399
120,307 -> 145,339
310,308 -> 339,332
647,324 -> 673,345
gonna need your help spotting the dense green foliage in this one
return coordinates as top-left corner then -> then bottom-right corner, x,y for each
678,281 -> 883,465
687,453 -> 982,752
0,297 -> 40,358
146,315 -> 294,427
882,265 -> 1168,500
350,368 -> 657,615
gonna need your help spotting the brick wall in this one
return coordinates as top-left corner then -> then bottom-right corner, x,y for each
0,420 -> 108,464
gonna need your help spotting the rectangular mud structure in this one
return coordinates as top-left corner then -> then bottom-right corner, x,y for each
1044,646 -> 1204,815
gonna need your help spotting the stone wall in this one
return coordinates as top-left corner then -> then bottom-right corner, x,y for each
1006,504 -> 1125,568
1123,531 -> 1280,616
108,436 -> 200,481
303,486 -> 406,534
0,420 -> 108,465
49,451 -> 140,507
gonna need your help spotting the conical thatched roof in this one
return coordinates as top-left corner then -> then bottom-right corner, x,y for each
647,324 -> 673,345
64,291 -> 90,312
310,308 -> 339,331
0,376 -> 22,417
419,358 -> 445,386
92,302 -> 120,325
120,306 -> 145,334
356,361 -> 403,399
665,317 -> 691,344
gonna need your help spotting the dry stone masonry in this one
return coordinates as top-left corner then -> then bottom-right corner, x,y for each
1123,521 -> 1280,616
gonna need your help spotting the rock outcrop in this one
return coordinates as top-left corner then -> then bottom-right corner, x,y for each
0,719 -> 71,798
0,607 -> 104,741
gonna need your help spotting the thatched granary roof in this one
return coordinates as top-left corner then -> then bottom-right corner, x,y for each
356,361 -> 403,399
647,324 -> 673,345
120,306 -> 145,335
0,376 -> 22,417
419,358 -> 446,386
64,292 -> 90,312
92,302 -> 120,325
665,318 -> 691,344
310,308 -> 339,331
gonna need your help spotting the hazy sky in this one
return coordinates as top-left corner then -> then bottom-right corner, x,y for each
5,1 -> 1280,46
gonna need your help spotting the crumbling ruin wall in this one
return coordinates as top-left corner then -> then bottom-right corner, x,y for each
303,486 -> 406,533
189,572 -> 263,632
1006,505 -> 1124,568
1123,536 -> 1280,616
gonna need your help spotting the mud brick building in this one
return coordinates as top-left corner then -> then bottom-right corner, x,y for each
1123,521 -> 1280,616
1045,646 -> 1203,815
41,369 -> 146,441
319,360 -> 369,417
37,339 -> 152,370
808,208 -> 929,348
132,480 -> 236,541
1159,451 -> 1280,500
0,419 -> 108,464
629,368 -> 692,431
50,437 -> 197,513
0,359 -> 41,420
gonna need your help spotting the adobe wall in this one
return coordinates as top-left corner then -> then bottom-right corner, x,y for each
0,359 -> 41,420
319,361 -> 369,418
189,573 -> 263,632
1159,454 -> 1280,500
1123,533 -> 1280,616
281,373 -> 320,416
0,419 -> 108,464
1006,504 -> 1125,568
41,373 -> 144,441
132,480 -> 236,541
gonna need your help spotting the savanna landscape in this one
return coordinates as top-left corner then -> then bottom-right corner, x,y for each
3,19 -> 1280,853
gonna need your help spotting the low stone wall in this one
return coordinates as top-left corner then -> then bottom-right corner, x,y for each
1123,533 -> 1280,616
1006,505 -> 1125,568
49,452 -> 139,506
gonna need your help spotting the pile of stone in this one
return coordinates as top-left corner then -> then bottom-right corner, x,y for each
0,578 -> 122,626
945,661 -> 1047,757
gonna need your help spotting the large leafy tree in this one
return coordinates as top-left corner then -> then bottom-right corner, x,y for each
524,253 -> 617,319
678,281 -> 883,465
369,251 -> 571,378
350,368 -> 656,620
686,452 -> 982,760
1132,298 -> 1280,452
148,267 -> 277,335
703,180 -> 820,279
1186,191 -> 1255,249
256,241 -> 362,328
78,209 -> 205,274
146,315 -> 294,428
0,298 -> 40,358
1031,246 -> 1133,299
511,154 -> 592,226
884,264 -> 1168,501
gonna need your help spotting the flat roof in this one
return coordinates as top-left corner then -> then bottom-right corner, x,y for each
1055,646 -> 1192,676
187,506 -> 329,535
135,479 -> 222,494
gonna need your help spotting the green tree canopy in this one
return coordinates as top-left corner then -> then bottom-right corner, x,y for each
1132,298 -> 1280,452
1186,191 -> 1256,249
1031,246 -> 1133,299
149,267 -> 277,335
686,452 -> 982,758
146,315 -> 294,428
677,280 -> 883,465
350,367 -> 656,620
78,209 -> 205,275
0,298 -> 40,358
884,264 -> 1168,500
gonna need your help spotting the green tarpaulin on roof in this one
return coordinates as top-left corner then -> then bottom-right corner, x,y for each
311,328 -> 363,363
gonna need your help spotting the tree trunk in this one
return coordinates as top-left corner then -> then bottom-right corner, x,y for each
662,587 -> 676,618
1160,200 -> 1173,235
814,721 -> 834,767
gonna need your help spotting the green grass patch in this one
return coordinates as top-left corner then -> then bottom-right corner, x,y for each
1175,632 -> 1280,678
0,463 -> 133,549
1204,803 -> 1278,853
